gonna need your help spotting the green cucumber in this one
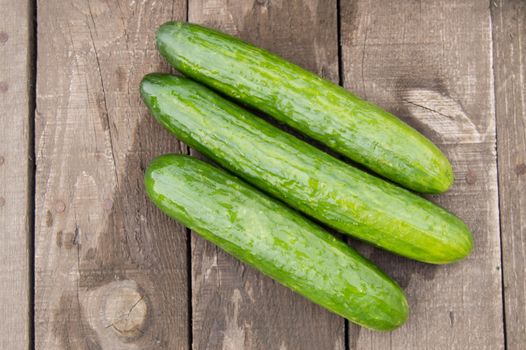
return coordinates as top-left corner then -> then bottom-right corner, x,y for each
156,21 -> 453,194
140,74 -> 472,264
145,154 -> 408,330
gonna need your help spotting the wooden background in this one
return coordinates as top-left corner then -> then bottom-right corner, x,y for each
1,0 -> 524,349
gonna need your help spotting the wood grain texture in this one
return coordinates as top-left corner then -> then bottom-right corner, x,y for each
492,1 -> 526,349
340,0 -> 504,349
35,1 -> 189,349
187,1 -> 344,349
0,0 -> 32,348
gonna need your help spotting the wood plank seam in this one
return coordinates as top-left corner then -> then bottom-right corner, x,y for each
30,0 -> 37,349
489,2 -> 508,349
336,0 -> 351,348
183,5 -> 194,350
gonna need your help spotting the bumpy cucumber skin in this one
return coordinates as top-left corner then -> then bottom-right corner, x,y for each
140,74 -> 473,264
155,21 -> 453,194
145,154 -> 409,331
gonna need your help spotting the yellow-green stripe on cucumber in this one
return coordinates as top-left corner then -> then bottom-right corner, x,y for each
156,21 -> 453,194
140,74 -> 473,264
145,154 -> 408,331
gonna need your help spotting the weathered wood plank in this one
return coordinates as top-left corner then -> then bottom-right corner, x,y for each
35,1 -> 189,349
0,0 -> 32,349
340,0 -> 503,349
187,1 -> 345,349
492,1 -> 526,349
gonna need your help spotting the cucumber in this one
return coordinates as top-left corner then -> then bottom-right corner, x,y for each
156,21 -> 453,194
145,154 -> 408,331
140,74 -> 473,264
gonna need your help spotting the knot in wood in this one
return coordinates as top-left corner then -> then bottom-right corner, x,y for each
104,285 -> 148,338
54,200 -> 66,213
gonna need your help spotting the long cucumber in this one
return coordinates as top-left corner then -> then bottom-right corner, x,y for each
156,21 -> 453,193
140,74 -> 473,264
145,154 -> 408,331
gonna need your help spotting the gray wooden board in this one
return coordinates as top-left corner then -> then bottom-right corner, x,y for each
492,1 -> 526,349
0,0 -> 32,349
187,1 -> 345,349
26,0 -> 526,348
34,0 -> 189,349
340,0 -> 504,348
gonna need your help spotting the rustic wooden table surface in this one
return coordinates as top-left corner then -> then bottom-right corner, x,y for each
1,0 -> 525,349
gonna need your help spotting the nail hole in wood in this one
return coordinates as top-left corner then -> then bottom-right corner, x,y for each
465,169 -> 477,184
515,162 -> 526,176
0,82 -> 8,93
